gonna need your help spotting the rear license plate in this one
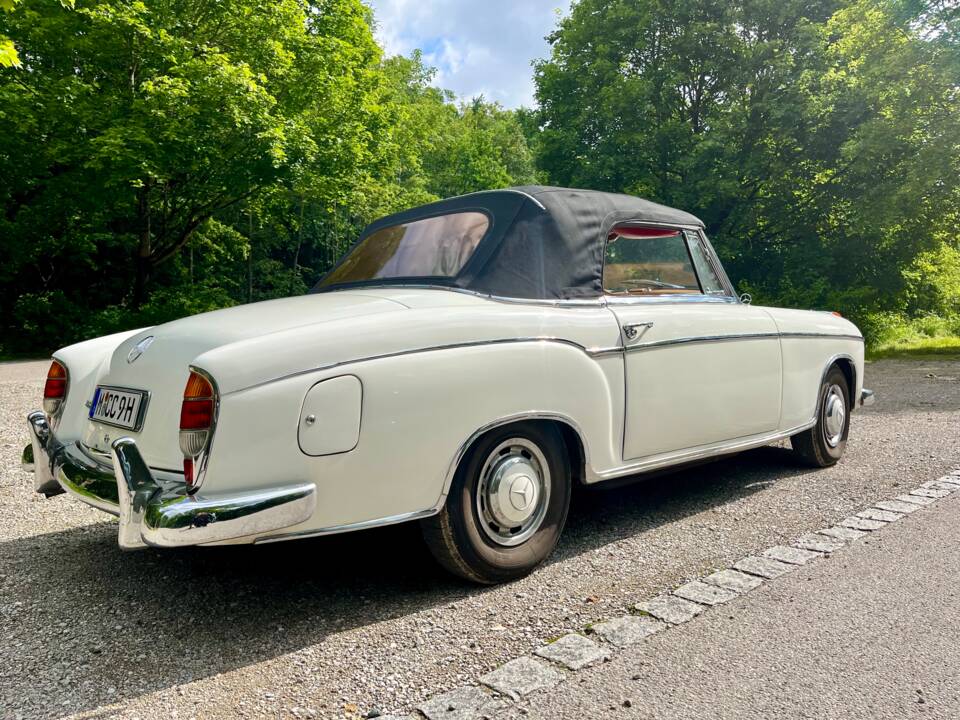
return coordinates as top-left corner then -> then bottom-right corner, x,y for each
89,386 -> 148,431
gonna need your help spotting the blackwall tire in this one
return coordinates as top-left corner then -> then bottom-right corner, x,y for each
421,422 -> 571,584
790,365 -> 851,468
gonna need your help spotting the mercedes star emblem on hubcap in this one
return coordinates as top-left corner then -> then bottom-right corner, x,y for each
509,475 -> 535,510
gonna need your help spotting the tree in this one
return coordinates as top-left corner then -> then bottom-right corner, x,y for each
1,0 -> 382,307
0,1 -> 539,355
533,0 -> 960,324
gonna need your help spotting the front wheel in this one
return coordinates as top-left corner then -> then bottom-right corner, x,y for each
421,422 -> 572,584
791,365 -> 851,467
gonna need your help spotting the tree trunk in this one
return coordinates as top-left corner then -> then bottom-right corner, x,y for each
247,207 -> 253,303
132,180 -> 152,308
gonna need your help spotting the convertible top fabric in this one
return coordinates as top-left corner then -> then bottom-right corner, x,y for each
314,185 -> 705,300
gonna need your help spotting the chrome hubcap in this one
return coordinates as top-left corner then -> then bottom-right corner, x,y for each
823,384 -> 846,448
476,438 -> 550,547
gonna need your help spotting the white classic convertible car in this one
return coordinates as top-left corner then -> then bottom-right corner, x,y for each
23,186 -> 873,583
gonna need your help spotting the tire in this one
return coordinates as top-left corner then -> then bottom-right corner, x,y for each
421,422 -> 572,584
790,365 -> 851,467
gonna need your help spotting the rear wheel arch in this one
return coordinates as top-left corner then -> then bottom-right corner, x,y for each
425,417 -> 580,583
441,414 -> 589,501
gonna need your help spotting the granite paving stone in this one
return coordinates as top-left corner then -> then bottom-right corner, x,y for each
818,526 -> 868,542
702,569 -> 764,594
839,516 -> 886,531
922,480 -> 960,492
479,657 -> 563,701
418,686 -> 505,720
898,493 -> 937,506
794,533 -> 846,553
635,594 -> 705,624
590,615 -> 665,648
534,634 -> 608,671
673,580 -> 738,606
910,487 -> 951,499
763,545 -> 823,565
733,556 -> 797,579
857,508 -> 904,522
873,499 -> 921,514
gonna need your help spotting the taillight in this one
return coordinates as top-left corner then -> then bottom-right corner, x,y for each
43,360 -> 68,417
179,370 -> 215,488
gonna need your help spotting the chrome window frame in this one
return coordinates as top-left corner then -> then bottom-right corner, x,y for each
597,221 -> 737,305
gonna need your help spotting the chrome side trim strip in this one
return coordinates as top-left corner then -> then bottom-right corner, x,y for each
780,332 -> 865,342
230,332 -> 863,395
322,283 -> 609,308
587,420 -> 817,482
253,508 -> 439,544
624,332 -> 781,352
228,337 -> 622,395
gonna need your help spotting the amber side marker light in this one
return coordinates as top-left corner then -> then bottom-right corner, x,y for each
179,371 -> 214,488
831,311 -> 843,317
43,360 -> 68,417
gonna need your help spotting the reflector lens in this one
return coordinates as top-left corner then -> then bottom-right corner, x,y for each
183,457 -> 195,487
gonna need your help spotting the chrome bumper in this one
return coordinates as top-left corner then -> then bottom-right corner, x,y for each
23,411 -> 316,550
860,389 -> 876,407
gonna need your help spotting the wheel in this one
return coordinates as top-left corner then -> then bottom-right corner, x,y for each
421,422 -> 572,584
790,365 -> 851,467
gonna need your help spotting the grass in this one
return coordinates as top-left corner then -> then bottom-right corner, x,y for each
863,312 -> 960,361
867,336 -> 960,360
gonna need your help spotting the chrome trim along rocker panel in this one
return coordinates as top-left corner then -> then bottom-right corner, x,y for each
24,411 -> 316,549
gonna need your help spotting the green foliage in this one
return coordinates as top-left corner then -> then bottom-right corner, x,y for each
534,0 -> 960,335
0,1 -> 537,354
3,0 -> 958,355
862,311 -> 960,356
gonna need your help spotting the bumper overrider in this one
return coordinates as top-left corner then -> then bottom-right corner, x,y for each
22,411 -> 316,550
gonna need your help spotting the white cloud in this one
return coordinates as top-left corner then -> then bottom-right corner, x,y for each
365,0 -> 567,108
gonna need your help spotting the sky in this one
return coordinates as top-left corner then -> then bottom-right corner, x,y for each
364,0 -> 568,109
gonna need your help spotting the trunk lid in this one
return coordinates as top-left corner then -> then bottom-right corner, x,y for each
80,292 -> 405,469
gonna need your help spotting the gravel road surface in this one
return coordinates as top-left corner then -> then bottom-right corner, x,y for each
495,489 -> 960,720
1,358 -> 958,719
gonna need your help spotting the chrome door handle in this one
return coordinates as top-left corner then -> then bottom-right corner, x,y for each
622,322 -> 654,340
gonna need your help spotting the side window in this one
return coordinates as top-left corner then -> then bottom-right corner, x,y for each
683,230 -> 726,295
602,226 -> 702,295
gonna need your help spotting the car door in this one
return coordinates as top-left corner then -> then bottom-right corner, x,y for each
603,225 -> 782,461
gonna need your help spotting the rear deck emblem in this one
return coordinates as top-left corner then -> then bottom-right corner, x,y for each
126,336 -> 155,364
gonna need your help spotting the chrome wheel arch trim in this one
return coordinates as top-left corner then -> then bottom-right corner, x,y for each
818,352 -> 858,410
438,411 -> 593,510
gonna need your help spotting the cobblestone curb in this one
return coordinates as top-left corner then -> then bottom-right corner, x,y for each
382,469 -> 960,719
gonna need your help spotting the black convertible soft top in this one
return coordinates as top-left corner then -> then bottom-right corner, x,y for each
314,185 -> 705,300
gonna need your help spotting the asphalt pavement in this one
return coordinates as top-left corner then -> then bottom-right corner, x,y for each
494,488 -> 960,720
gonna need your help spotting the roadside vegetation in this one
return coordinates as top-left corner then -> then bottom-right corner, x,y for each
1,0 -> 958,357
